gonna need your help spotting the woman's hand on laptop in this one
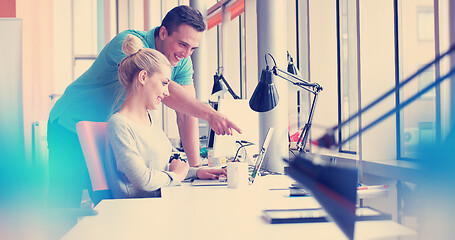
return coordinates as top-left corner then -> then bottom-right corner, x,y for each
196,168 -> 227,180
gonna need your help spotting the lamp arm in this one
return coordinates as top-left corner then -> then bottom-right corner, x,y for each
266,62 -> 323,153
220,75 -> 241,99
296,92 -> 320,153
274,67 -> 322,90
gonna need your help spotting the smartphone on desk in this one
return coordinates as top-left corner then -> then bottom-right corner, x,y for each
262,208 -> 327,224
289,183 -> 311,196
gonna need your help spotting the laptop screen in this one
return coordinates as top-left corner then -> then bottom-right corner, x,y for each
191,127 -> 274,187
249,128 -> 274,184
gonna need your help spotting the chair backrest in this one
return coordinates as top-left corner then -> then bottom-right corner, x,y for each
76,121 -> 110,192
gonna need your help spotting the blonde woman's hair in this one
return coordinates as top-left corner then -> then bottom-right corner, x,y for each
112,34 -> 172,113
118,34 -> 172,90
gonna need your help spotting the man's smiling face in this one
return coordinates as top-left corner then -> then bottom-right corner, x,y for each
157,24 -> 202,66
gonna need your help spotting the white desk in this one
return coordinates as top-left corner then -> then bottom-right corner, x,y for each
62,175 -> 416,240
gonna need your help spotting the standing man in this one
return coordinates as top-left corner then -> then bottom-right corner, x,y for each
47,5 -> 240,209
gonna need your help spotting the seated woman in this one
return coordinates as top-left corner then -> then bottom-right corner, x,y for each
106,34 -> 226,198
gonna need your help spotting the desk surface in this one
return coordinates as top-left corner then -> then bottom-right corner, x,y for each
63,175 -> 416,240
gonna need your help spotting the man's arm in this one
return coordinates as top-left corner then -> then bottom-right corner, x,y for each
162,81 -> 242,135
174,85 -> 201,167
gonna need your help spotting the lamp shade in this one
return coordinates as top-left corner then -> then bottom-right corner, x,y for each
287,58 -> 299,75
249,68 -> 279,112
210,74 -> 228,101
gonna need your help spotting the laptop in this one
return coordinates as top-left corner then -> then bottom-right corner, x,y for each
191,128 -> 274,186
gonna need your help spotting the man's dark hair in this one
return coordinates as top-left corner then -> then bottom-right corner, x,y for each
155,5 -> 206,37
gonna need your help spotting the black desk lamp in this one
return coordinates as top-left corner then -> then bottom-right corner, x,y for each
287,52 -> 302,131
249,53 -> 358,239
249,53 -> 323,153
207,70 -> 241,149
210,70 -> 240,101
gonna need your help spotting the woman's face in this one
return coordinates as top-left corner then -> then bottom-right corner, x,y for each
142,66 -> 171,110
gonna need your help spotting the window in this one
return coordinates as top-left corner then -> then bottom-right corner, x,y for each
206,0 -> 245,100
307,0 -> 338,148
339,0 -> 359,153
417,7 -> 435,42
221,14 -> 243,98
73,0 -> 98,80
398,0 -> 437,159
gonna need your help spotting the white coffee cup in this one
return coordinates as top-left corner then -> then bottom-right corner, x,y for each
206,150 -> 221,167
227,162 -> 249,188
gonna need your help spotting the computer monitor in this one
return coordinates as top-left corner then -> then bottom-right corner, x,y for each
210,99 -> 259,160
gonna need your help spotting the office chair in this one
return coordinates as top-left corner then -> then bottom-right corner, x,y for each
76,121 -> 113,205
